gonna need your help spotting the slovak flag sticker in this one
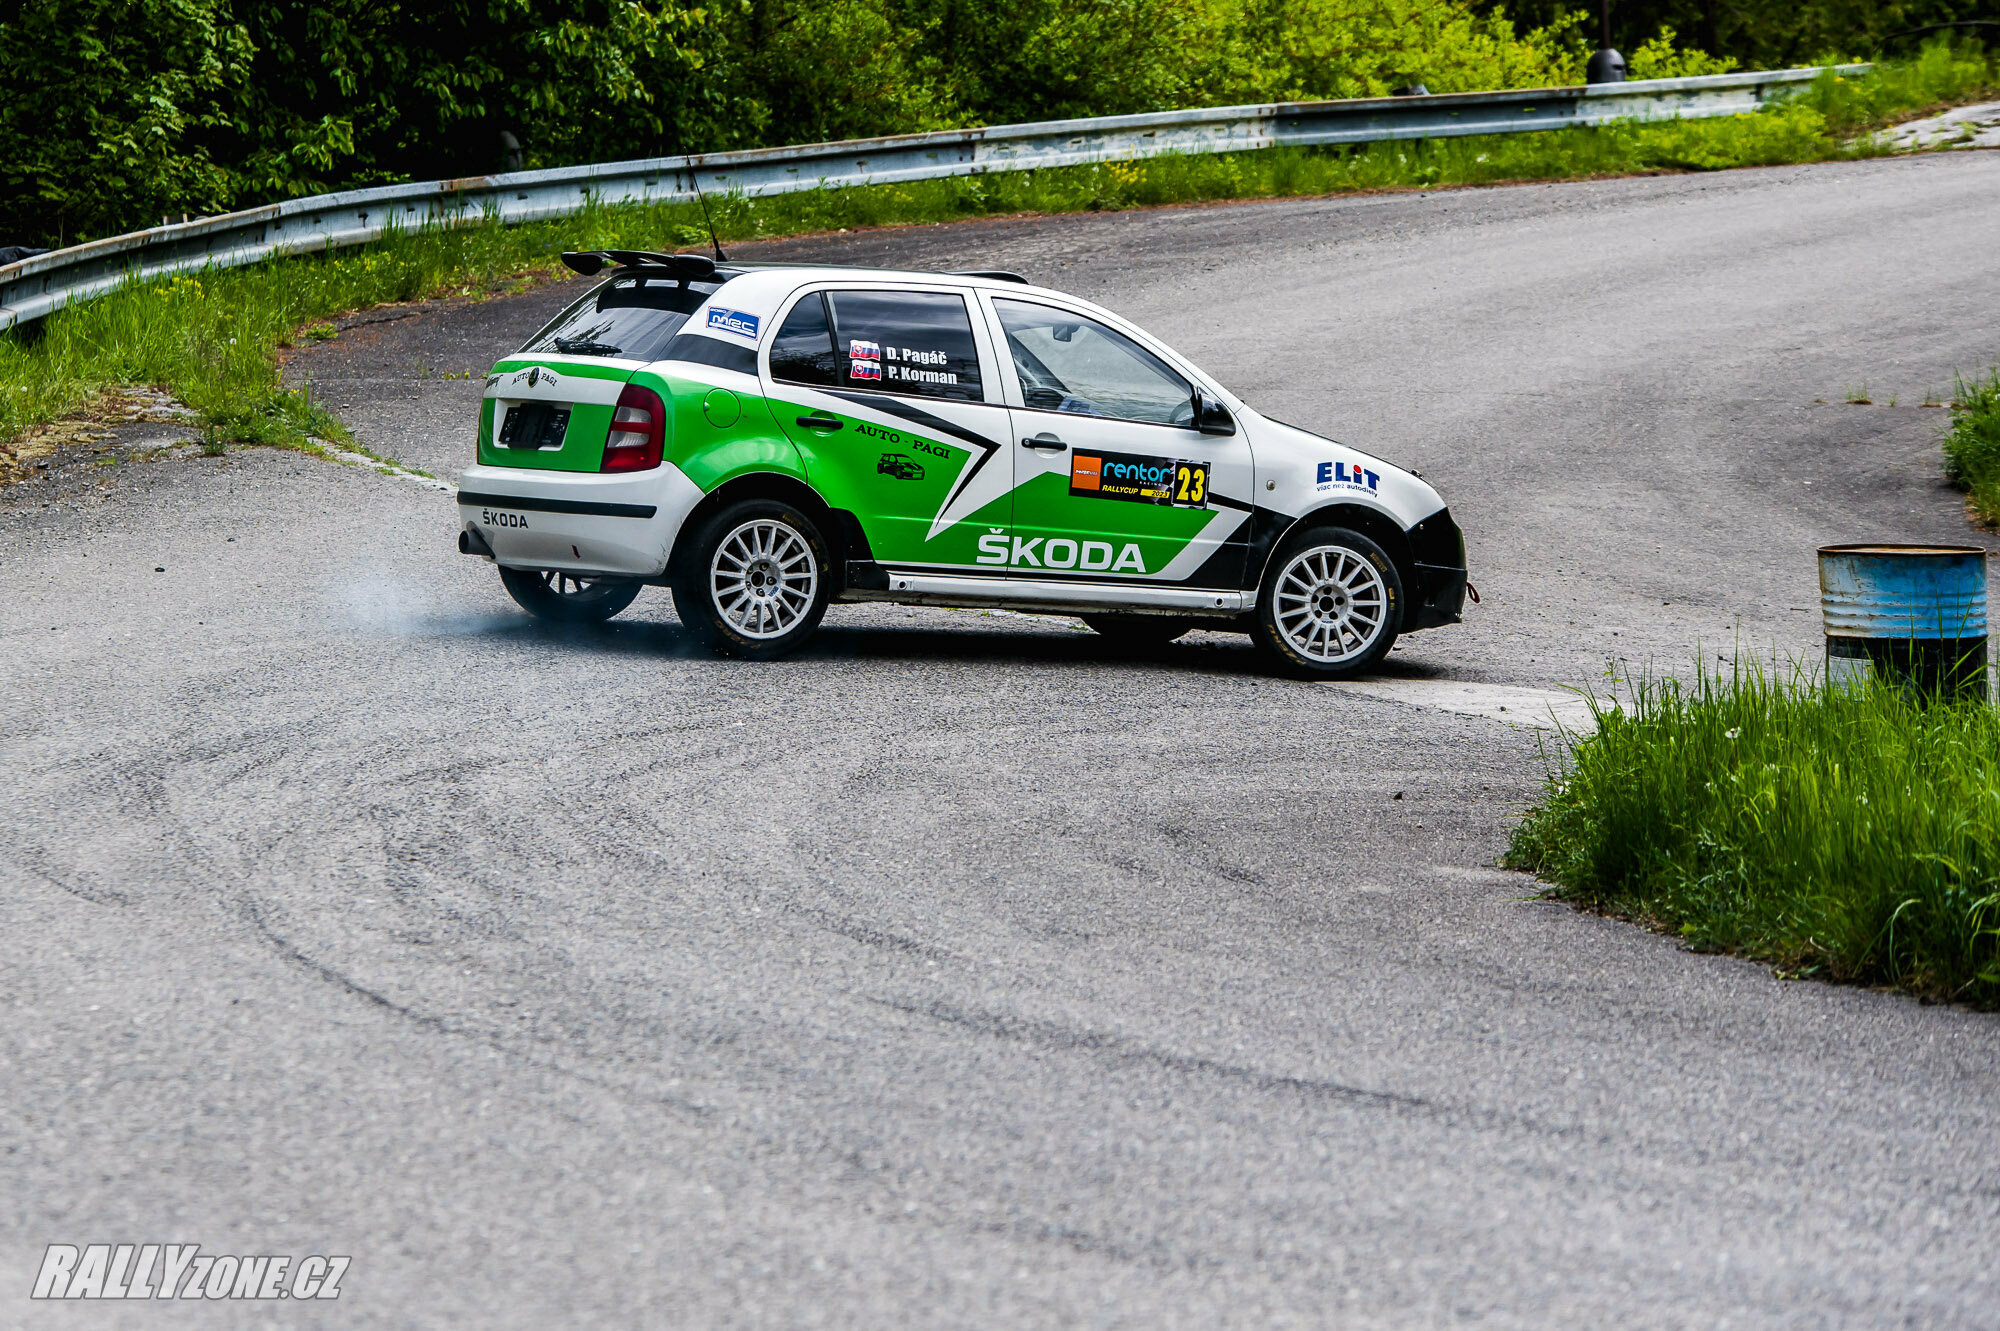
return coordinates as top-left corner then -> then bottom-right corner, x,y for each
850,360 -> 882,381
849,339 -> 881,360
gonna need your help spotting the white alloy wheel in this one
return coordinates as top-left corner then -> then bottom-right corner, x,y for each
1272,544 -> 1390,665
708,518 -> 820,639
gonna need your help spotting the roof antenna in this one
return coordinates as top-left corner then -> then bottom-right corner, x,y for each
670,117 -> 728,264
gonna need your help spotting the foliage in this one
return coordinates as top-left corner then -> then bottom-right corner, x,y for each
1789,35 -> 1999,134
1943,369 -> 2000,525
1626,26 -> 1739,80
1506,662 -> 2000,1006
0,0 -> 253,245
1486,0 -> 1996,72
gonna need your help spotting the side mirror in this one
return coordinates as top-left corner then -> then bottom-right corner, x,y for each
1194,389 -> 1236,437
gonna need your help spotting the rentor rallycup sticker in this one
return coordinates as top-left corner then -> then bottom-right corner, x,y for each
31,1244 -> 350,1301
706,307 -> 761,340
1070,450 -> 1209,507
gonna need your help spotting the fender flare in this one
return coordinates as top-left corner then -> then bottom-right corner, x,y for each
1247,502 -> 1425,624
666,472 -> 866,584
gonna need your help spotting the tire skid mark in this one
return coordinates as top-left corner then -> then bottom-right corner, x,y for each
867,992 -> 1601,1145
234,898 -> 714,1119
19,859 -> 132,909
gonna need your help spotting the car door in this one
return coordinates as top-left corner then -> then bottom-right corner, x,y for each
981,294 -> 1252,587
763,284 -> 1013,571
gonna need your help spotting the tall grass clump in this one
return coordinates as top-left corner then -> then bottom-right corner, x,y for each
1795,36 -> 1999,136
1506,662 -> 2000,1005
1943,369 -> 2000,526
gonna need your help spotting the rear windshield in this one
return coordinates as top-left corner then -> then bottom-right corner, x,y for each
518,275 -> 725,362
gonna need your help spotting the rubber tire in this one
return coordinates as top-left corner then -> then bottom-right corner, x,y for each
498,566 -> 641,624
1082,614 -> 1196,647
671,498 -> 833,660
1252,525 -> 1402,679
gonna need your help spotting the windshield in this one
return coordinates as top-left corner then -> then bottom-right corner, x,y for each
519,275 -> 725,361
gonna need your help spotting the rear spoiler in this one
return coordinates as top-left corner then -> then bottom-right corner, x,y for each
562,250 -> 720,282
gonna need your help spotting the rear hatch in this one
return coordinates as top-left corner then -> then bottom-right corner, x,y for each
477,273 -> 725,470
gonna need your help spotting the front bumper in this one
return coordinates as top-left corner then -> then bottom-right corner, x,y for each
1409,563 -> 1468,630
456,462 -> 705,578
1404,507 -> 1468,632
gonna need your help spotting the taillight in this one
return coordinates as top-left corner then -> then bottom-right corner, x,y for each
601,383 -> 665,472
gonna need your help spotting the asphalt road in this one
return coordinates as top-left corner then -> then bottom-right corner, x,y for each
5,151 -> 1999,1328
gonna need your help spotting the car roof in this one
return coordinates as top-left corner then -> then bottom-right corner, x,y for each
707,263 -> 1055,299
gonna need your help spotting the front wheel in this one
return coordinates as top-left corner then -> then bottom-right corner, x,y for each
671,499 -> 832,659
1252,526 -> 1401,678
499,567 -> 641,624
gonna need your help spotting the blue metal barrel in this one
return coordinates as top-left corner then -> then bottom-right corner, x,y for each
1819,544 -> 1988,699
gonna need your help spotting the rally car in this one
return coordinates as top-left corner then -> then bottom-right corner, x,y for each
456,251 -> 1469,678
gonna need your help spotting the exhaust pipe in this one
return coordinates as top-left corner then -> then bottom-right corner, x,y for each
458,527 -> 494,558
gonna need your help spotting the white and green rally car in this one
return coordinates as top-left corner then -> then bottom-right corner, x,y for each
456,251 -> 1468,677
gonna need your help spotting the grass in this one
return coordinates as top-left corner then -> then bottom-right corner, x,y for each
1943,368 -> 2000,525
1505,662 -> 2000,1006
0,40 -> 1991,466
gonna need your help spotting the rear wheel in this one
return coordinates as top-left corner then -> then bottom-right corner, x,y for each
498,567 -> 641,624
1082,614 -> 1196,648
1252,526 -> 1401,678
672,499 -> 832,659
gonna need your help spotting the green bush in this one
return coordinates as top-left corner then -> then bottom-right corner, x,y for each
1487,0 -> 1994,72
1506,663 -> 2000,1005
0,0 -> 251,246
1943,370 -> 2000,525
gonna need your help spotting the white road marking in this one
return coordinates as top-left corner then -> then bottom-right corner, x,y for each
312,440 -> 455,493
1320,678 -> 1606,733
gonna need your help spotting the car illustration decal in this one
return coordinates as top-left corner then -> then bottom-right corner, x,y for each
825,389 -> 1006,535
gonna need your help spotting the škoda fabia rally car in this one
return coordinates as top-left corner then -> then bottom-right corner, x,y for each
456,251 -> 1468,678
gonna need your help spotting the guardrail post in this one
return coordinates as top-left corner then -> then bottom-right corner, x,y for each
1587,0 -> 1627,83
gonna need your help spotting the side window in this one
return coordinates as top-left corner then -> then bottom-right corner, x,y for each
994,299 -> 1194,427
769,292 -> 839,387
826,291 -> 984,402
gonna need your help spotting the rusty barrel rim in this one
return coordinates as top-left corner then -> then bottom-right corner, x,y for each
1817,543 -> 1988,557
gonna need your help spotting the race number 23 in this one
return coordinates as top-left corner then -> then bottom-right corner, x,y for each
1173,462 -> 1209,507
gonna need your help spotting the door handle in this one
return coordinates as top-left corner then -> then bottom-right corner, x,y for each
796,413 -> 842,430
1021,433 -> 1067,452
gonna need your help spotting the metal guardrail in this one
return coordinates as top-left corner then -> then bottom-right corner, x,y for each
0,65 -> 1863,331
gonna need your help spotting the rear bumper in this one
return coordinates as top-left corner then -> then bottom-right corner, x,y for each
456,462 -> 705,578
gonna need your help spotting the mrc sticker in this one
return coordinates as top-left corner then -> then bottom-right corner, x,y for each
1070,450 -> 1209,507
707,307 -> 761,340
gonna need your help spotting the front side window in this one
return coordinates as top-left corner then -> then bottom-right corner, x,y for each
520,275 -> 720,361
994,299 -> 1194,427
825,291 -> 984,402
